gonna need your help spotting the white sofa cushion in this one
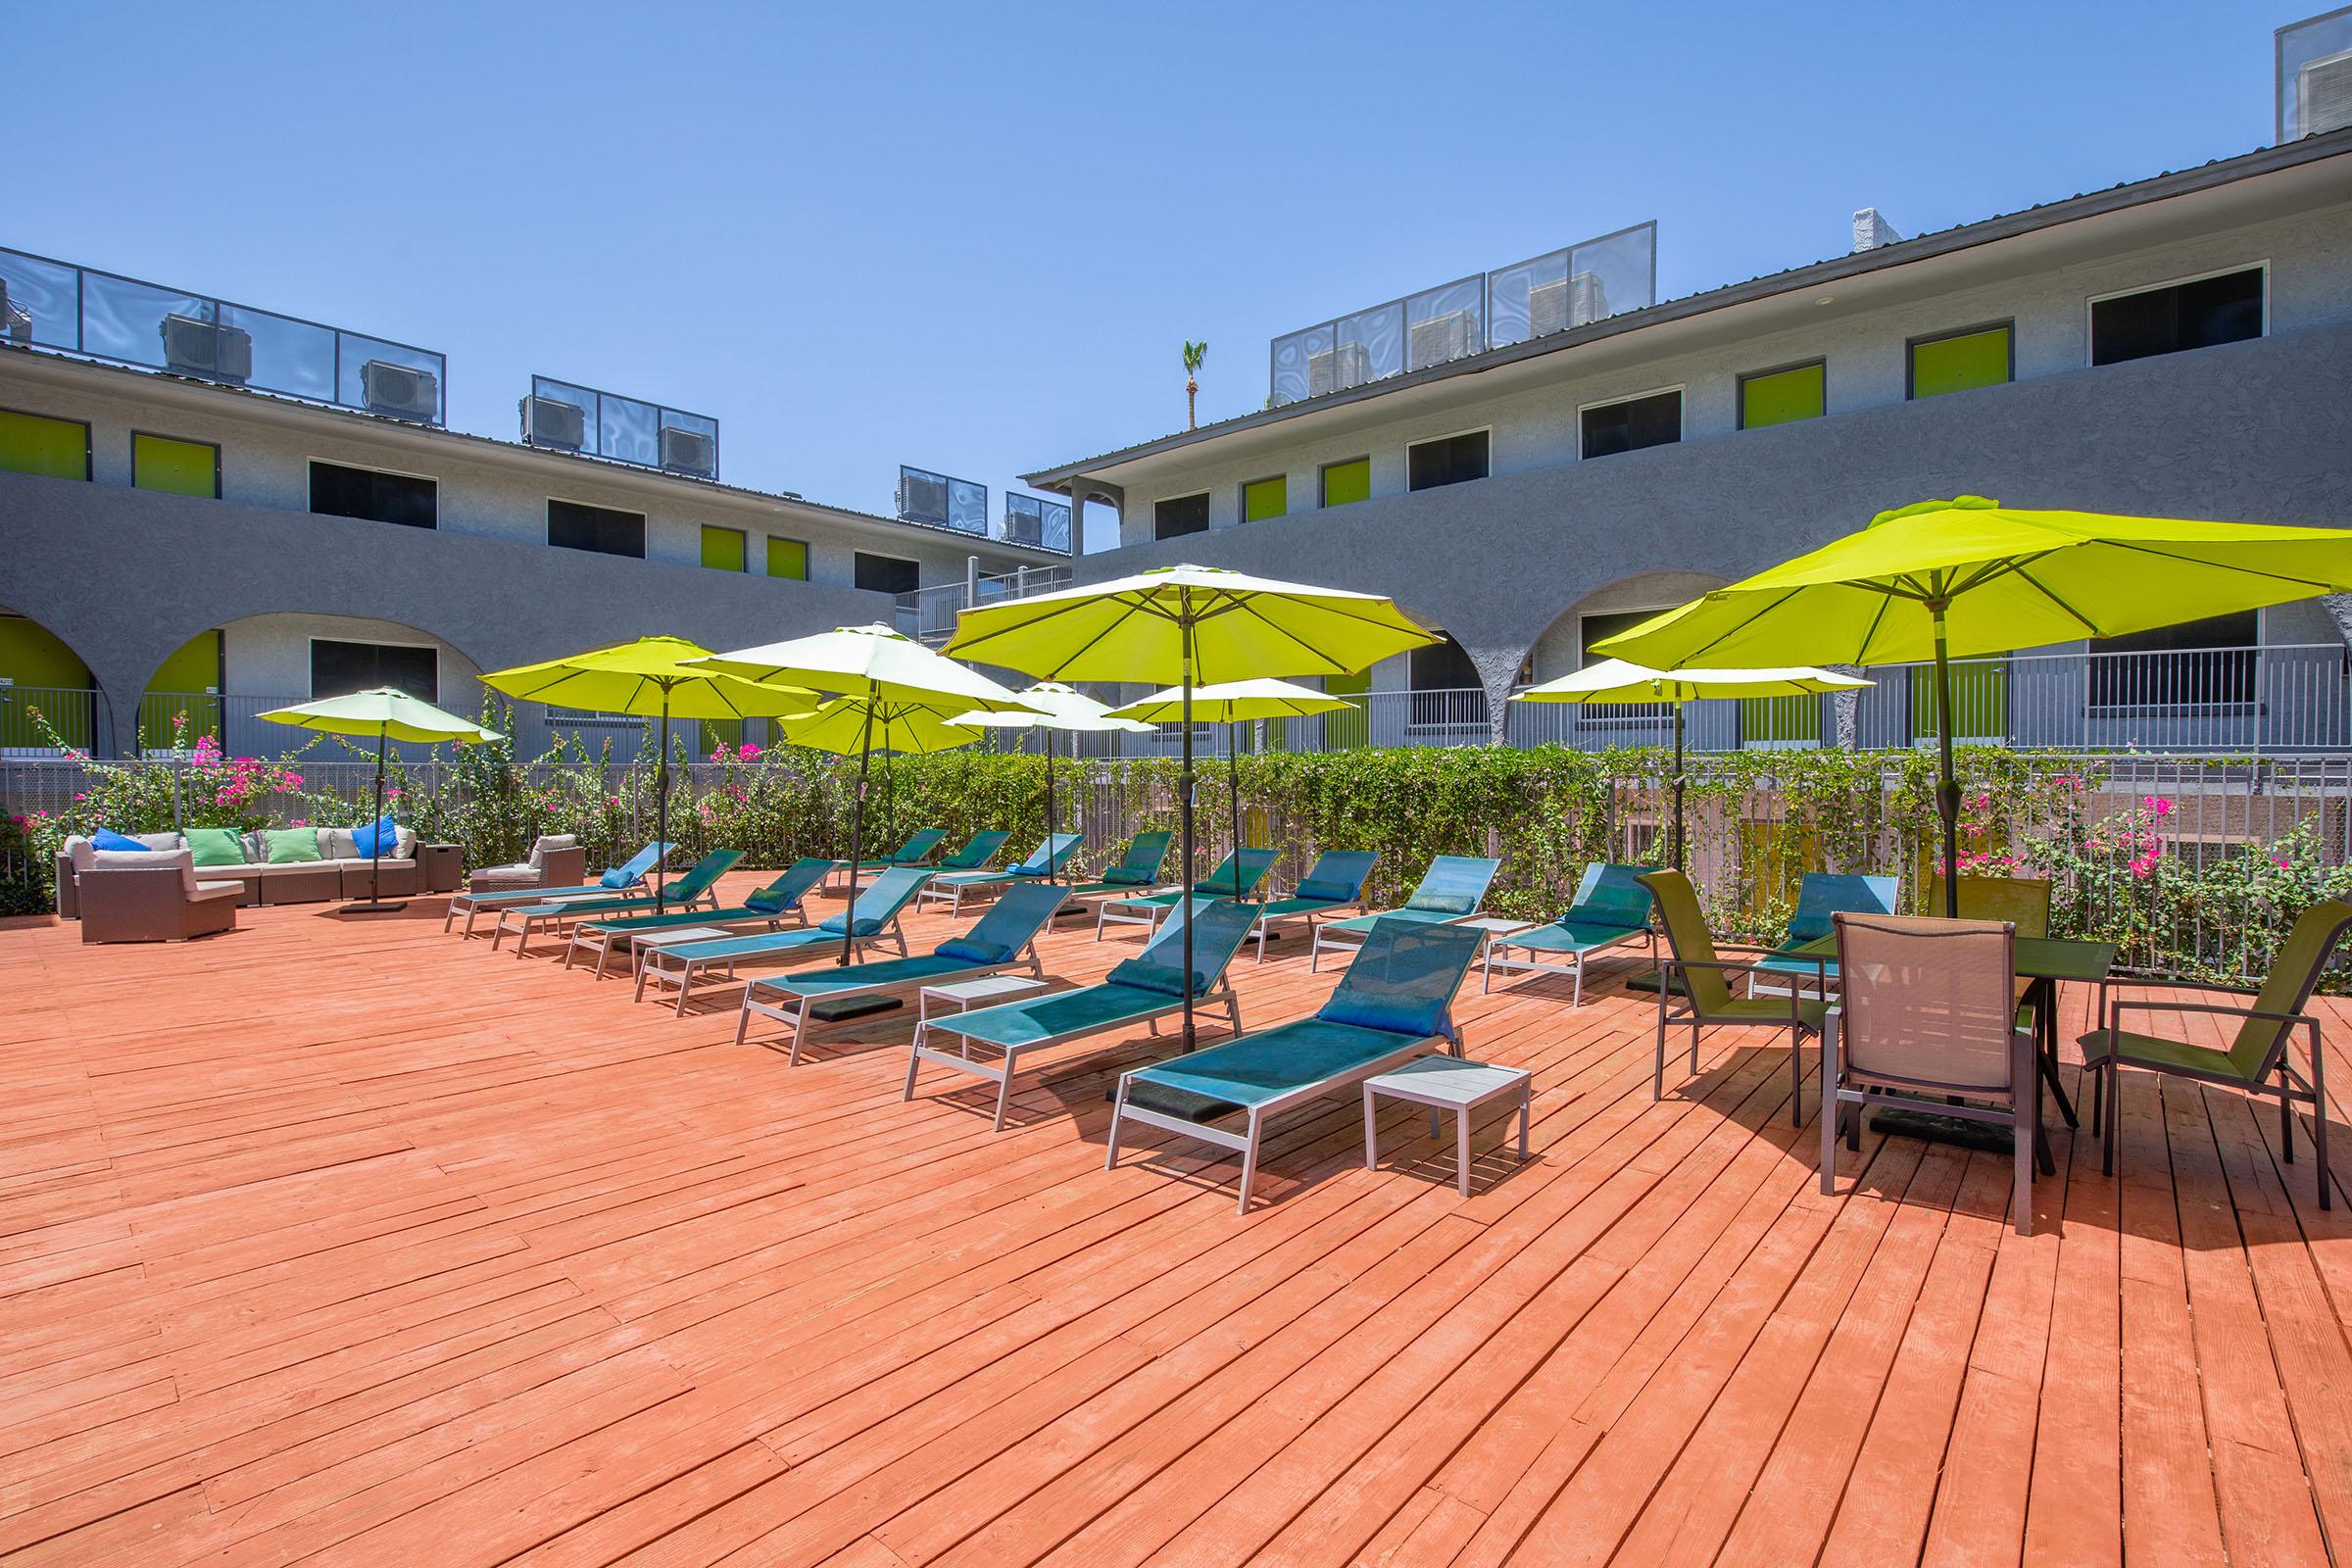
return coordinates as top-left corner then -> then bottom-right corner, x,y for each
93,847 -> 204,900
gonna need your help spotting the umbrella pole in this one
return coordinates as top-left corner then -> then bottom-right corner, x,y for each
1180,609 -> 1198,1054
1671,701 -> 1686,873
1228,724 -> 1243,897
1932,599 -> 1961,918
348,724 -> 405,912
841,701 -> 875,966
656,697 -> 671,915
1045,725 -> 1057,887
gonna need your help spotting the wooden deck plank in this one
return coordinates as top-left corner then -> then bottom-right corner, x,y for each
2,881 -> 2350,1566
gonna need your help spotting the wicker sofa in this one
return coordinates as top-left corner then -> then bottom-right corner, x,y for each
78,849 -> 242,943
56,827 -> 461,912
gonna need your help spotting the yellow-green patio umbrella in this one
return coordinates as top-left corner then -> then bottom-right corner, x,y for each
947,564 -> 1435,1049
480,636 -> 815,910
949,683 -> 1152,885
690,624 -> 1039,961
1510,661 -> 1871,868
1105,678 -> 1355,895
1594,496 -> 2352,912
256,687 -> 502,912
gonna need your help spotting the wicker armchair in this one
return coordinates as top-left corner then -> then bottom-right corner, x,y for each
77,850 -> 240,944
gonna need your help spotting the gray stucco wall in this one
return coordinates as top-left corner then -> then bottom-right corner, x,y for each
1073,320 -> 2352,732
0,473 -> 888,754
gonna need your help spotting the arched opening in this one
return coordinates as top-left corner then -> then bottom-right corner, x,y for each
1512,571 -> 1729,751
0,605 -> 103,755
163,612 -> 487,759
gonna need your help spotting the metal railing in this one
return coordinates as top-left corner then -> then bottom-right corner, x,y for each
523,374 -> 717,479
0,245 -> 447,424
1269,221 -> 1657,406
893,466 -> 1074,555
895,563 -> 1075,644
0,685 -> 104,754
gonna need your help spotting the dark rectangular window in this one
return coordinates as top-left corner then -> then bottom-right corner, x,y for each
309,461 -> 436,530
1153,492 -> 1209,540
854,552 -> 919,595
547,498 -> 645,558
311,639 -> 436,701
1407,638 -> 1480,727
1408,431 -> 1489,491
2090,269 -> 2265,367
1580,391 -> 1682,459
2089,610 -> 2260,709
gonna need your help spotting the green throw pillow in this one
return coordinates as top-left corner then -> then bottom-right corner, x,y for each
185,827 -> 247,867
264,828 -> 323,864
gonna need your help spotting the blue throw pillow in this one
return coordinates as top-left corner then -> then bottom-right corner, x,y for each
937,936 -> 1013,965
92,826 -> 148,852
600,866 -> 635,889
351,816 -> 400,858
1104,957 -> 1206,997
1296,876 -> 1359,903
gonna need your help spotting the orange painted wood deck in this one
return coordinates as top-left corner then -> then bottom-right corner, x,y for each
4,870 -> 2351,1566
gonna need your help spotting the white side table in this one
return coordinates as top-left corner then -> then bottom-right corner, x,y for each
1363,1056 -> 1534,1197
1452,915 -> 1536,976
916,974 -> 1050,1047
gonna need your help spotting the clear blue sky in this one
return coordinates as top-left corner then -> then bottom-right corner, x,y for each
7,1 -> 2286,552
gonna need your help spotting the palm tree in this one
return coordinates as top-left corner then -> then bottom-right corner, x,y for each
1183,340 -> 1207,429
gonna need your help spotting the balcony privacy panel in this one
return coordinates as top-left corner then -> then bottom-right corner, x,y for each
1405,276 -> 1485,371
2279,9 -> 2352,141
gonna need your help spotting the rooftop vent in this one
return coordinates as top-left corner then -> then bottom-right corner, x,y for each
519,393 -> 585,451
363,360 -> 440,421
1851,208 -> 1902,253
160,314 -> 252,384
2279,10 -> 2352,139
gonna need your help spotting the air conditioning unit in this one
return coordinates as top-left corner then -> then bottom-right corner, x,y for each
1305,341 -> 1374,397
159,314 -> 253,383
659,425 -> 716,478
2301,49 -> 2352,136
1407,309 -> 1477,370
1004,503 -> 1040,545
363,359 -> 439,421
1527,278 -> 1568,338
898,470 -> 949,523
0,280 -> 25,345
1568,270 -> 1610,326
519,394 -> 586,450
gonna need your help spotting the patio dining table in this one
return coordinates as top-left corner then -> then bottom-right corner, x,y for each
1791,930 -> 2115,1150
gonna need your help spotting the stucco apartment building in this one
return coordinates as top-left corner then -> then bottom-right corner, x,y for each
0,264 -> 1068,759
1025,17 -> 2352,755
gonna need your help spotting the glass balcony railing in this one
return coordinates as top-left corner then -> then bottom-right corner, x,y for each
895,466 -> 1071,554
0,246 -> 447,424
522,374 -> 718,480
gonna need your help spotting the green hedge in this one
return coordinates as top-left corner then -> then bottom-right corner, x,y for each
9,706 -> 2348,985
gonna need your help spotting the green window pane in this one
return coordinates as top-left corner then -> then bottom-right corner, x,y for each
699,717 -> 744,756
1321,459 -> 1370,508
766,537 -> 808,580
132,433 -> 218,498
1322,667 -> 1369,750
0,411 -> 89,480
1243,475 -> 1286,522
1911,661 -> 2009,742
1740,364 -> 1825,429
142,630 -> 223,748
701,525 -> 747,571
1910,327 -> 2011,400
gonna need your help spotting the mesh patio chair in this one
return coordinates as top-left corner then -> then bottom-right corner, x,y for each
1821,911 -> 2041,1236
1640,868 -> 1827,1127
2081,900 -> 2352,1209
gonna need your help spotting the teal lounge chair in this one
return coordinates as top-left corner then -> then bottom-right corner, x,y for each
634,866 -> 934,1014
1748,872 -> 1899,999
1096,846 -> 1279,940
1309,855 -> 1500,972
738,882 -> 1067,1061
1108,919 -> 1486,1214
1054,831 -> 1176,905
564,858 -> 833,978
444,840 -> 674,934
1246,850 -> 1378,963
828,827 -> 948,884
917,833 -> 1085,917
485,850 -> 744,957
906,896 -> 1260,1130
1482,861 -> 1659,1003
